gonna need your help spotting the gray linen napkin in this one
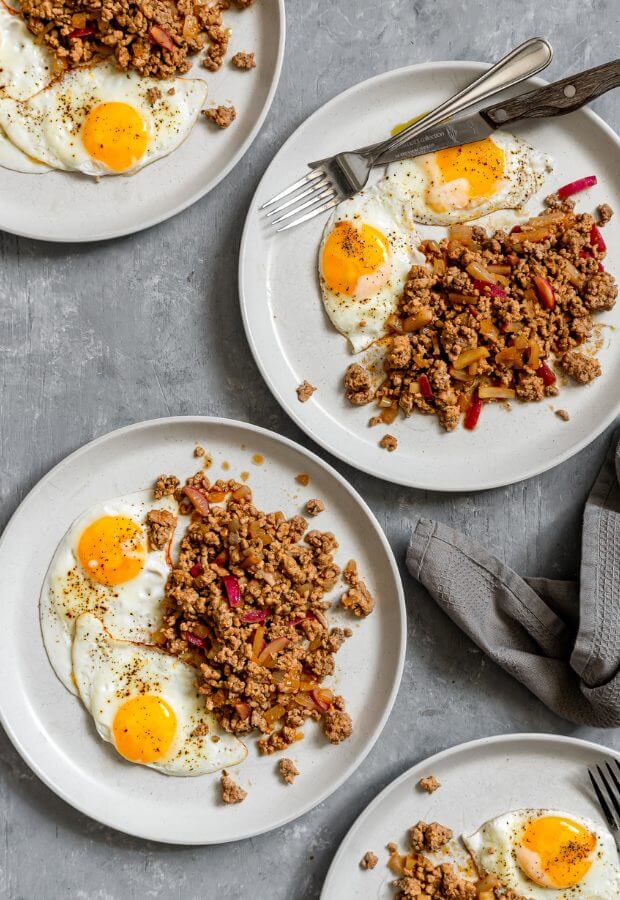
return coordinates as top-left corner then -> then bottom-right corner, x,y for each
406,434 -> 620,727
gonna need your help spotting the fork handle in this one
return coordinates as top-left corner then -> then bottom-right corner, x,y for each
481,60 -> 620,126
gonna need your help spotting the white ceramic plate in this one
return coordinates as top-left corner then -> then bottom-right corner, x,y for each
240,62 -> 620,491
0,416 -> 405,843
0,0 -> 284,241
321,733 -> 620,899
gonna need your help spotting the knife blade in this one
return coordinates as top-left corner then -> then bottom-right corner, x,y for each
374,112 -> 495,166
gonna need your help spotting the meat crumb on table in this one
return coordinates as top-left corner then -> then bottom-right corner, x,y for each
232,51 -> 256,68
296,380 -> 317,402
306,498 -> 325,517
555,408 -> 570,421
360,851 -> 378,870
380,434 -> 398,452
278,758 -> 299,784
203,105 -> 236,128
418,775 -> 441,794
220,770 -> 247,804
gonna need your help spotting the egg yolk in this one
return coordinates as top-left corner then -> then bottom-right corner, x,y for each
112,694 -> 177,764
516,815 -> 596,888
77,515 -> 146,585
81,102 -> 148,172
426,138 -> 505,212
321,221 -> 390,295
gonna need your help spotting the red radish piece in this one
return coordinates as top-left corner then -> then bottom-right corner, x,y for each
241,609 -> 269,624
536,362 -> 556,386
149,25 -> 174,50
310,689 -> 331,712
580,249 -> 604,272
222,575 -> 241,607
234,702 -> 251,720
557,175 -> 597,198
189,563 -> 203,577
68,26 -> 96,39
183,486 -> 210,516
473,280 -> 507,298
257,637 -> 288,665
590,224 -> 606,253
533,276 -> 555,309
418,374 -> 434,401
464,396 -> 483,430
186,632 -> 206,648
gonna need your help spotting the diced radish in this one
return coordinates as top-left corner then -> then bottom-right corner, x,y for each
557,175 -> 597,198
536,362 -> 556,386
241,609 -> 269,624
189,563 -> 203,577
288,612 -> 316,627
464,395 -> 483,430
183,486 -> 210,516
533,276 -> 555,310
149,24 -> 174,50
233,701 -> 251,721
222,575 -> 241,607
310,688 -> 333,712
186,632 -> 206,648
473,280 -> 507,298
510,225 -> 522,234
418,374 -> 433,401
590,224 -> 606,253
257,637 -> 288,665
68,26 -> 95,39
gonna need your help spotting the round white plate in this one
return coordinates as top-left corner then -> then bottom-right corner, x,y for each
0,0 -> 284,241
240,62 -> 620,491
0,416 -> 405,843
321,733 -> 620,899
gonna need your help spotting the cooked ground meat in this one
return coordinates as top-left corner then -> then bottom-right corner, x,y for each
231,50 -> 255,68
145,508 -> 177,550
296,380 -> 317,403
154,473 -> 180,499
556,408 -> 570,421
146,86 -> 161,104
18,0 -> 253,79
340,559 -> 375,617
203,105 -> 236,128
409,821 -> 452,853
278,757 -> 299,784
158,471 -> 364,756
598,203 -> 613,225
305,498 -> 325,517
344,200 -> 616,431
194,445 -> 205,457
418,775 -> 441,794
379,434 -> 398,452
360,851 -> 378,870
220,770 -> 246,804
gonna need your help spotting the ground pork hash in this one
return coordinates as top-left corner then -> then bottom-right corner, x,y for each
151,469 -> 375,757
344,196 -> 616,433
20,0 -> 255,79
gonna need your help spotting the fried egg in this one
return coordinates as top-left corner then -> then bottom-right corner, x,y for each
463,809 -> 620,899
382,132 -> 553,225
41,489 -> 178,694
72,613 -> 247,776
0,61 -> 207,176
319,187 -> 425,352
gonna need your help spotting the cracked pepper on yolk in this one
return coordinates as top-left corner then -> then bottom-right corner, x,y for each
322,221 -> 390,295
77,515 -> 146,585
428,137 -> 505,211
518,815 -> 596,888
81,102 -> 148,171
112,694 -> 177,763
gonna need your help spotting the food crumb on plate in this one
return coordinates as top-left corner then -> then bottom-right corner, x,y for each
555,409 -> 571,421
296,473 -> 310,486
341,559 -> 375,618
194,445 -> 205,457
379,434 -> 398,452
306,498 -> 325,517
232,51 -> 256,69
418,775 -> 441,794
296,380 -> 317,402
203,104 -> 236,128
360,851 -> 378,870
220,770 -> 247,804
278,758 -> 299,784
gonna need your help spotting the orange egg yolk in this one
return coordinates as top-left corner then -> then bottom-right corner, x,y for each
321,221 -> 390,295
81,102 -> 148,172
427,138 -> 505,212
77,515 -> 146,585
112,694 -> 177,764
517,815 -> 596,888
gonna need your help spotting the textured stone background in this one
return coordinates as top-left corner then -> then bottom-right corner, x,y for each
1,1 -> 619,897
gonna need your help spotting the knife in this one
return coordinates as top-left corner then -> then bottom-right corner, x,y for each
374,59 -> 620,166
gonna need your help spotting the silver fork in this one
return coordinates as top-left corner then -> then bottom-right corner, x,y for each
588,759 -> 620,851
261,37 -> 553,231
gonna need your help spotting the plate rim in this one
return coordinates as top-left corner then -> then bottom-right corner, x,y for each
320,731 -> 620,898
238,59 -> 620,492
0,0 -> 286,243
0,414 -> 406,844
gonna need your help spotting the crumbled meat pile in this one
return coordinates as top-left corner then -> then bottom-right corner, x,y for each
19,0 -> 255,78
146,508 -> 177,550
388,821 -> 524,899
344,198 -> 616,432
157,470 -> 375,756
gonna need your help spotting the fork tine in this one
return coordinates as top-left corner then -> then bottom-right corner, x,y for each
266,177 -> 331,217
260,169 -> 324,209
599,764 -> 620,818
271,187 -> 337,225
607,761 -> 620,795
589,768 -> 617,828
277,196 -> 340,232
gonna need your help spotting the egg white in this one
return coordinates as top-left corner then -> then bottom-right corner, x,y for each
319,186 -> 425,353
72,613 -> 247,776
40,489 -> 178,694
0,60 -> 207,176
382,132 -> 553,225
463,808 -> 620,899
0,0 -> 55,100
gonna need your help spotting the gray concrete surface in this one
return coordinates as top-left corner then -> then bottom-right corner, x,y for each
1,1 -> 619,897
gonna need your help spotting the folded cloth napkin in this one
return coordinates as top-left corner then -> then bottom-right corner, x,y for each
406,433 -> 620,728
